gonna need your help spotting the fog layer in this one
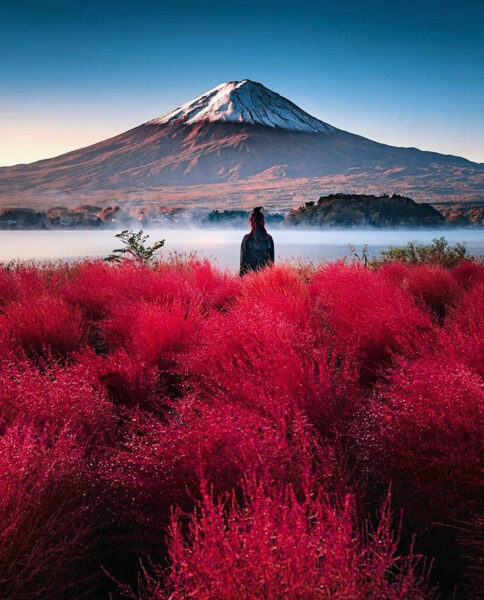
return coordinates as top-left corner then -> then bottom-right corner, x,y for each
1,228 -> 483,266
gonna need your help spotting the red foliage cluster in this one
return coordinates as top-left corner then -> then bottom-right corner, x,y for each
0,295 -> 85,358
355,355 -> 483,523
309,264 -> 432,383
0,425 -> 99,599
0,257 -> 482,599
133,483 -> 432,600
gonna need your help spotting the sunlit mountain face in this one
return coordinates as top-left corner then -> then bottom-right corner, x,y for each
0,79 -> 482,209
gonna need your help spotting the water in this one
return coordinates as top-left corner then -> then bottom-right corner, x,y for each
1,228 -> 483,269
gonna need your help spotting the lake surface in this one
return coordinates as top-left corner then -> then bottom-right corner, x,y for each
1,229 -> 483,269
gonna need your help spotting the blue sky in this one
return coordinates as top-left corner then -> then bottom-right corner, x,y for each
1,0 -> 483,165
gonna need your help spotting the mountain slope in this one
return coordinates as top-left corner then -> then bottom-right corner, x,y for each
0,79 -> 482,206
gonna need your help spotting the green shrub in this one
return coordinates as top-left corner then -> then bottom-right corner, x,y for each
376,237 -> 467,268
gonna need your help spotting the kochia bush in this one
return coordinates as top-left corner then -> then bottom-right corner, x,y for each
0,256 -> 480,599
131,481 -> 434,600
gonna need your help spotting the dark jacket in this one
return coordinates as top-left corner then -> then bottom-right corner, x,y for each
240,231 -> 274,275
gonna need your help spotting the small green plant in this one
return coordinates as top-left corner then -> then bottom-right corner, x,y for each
2,260 -> 17,272
105,230 -> 165,265
348,244 -> 371,267
377,237 -> 467,268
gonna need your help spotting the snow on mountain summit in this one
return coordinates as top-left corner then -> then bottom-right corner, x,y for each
148,79 -> 334,133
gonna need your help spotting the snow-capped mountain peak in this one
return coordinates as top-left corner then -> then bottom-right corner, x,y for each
148,79 -> 334,133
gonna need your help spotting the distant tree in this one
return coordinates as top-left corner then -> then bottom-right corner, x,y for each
286,194 -> 446,228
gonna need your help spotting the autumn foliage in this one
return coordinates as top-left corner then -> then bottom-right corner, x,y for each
0,257 -> 482,599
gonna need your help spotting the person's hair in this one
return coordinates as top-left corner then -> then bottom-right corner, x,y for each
249,207 -> 268,237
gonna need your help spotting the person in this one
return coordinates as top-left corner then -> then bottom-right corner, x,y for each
240,207 -> 275,276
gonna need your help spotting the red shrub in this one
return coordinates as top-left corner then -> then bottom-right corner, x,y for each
382,263 -> 461,320
130,483 -> 433,600
0,258 -> 480,597
0,264 -> 59,306
0,295 -> 86,358
436,280 -> 484,376
239,264 -> 311,322
185,302 -> 359,436
451,259 -> 484,289
309,263 -> 432,382
0,425 -> 99,599
60,260 -> 204,320
101,400 -> 323,527
76,348 -> 163,409
102,299 -> 201,365
0,268 -> 19,306
61,261 -> 147,319
182,259 -> 241,311
354,355 -> 484,523
0,357 -> 115,444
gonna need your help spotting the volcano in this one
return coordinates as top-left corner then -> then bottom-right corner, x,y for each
1,79 -> 482,208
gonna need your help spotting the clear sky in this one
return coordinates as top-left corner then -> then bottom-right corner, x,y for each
1,0 -> 483,166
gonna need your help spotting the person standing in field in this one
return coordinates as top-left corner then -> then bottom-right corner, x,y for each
240,207 -> 275,276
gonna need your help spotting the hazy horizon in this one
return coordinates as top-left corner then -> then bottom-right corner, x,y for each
1,227 -> 483,265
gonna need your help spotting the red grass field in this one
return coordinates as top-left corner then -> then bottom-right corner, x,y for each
0,257 -> 482,599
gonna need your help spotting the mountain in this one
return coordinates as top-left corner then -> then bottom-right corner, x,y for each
0,79 -> 482,209
149,80 -> 334,133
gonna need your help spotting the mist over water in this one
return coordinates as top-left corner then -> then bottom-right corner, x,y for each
1,228 -> 483,268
